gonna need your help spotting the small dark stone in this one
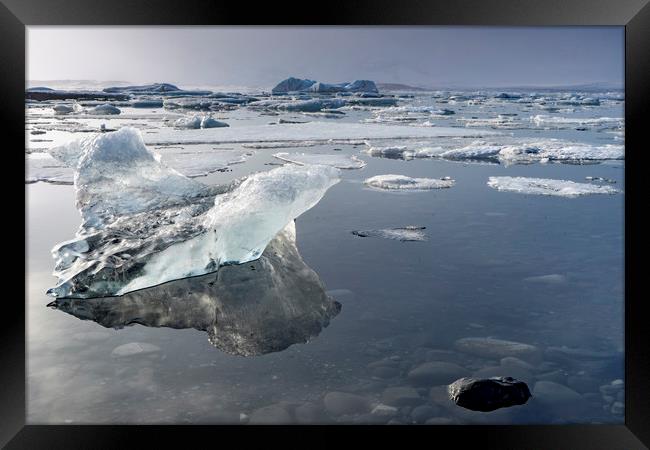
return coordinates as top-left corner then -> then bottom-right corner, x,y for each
448,376 -> 531,412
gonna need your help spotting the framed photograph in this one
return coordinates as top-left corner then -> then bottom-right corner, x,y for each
4,0 -> 649,447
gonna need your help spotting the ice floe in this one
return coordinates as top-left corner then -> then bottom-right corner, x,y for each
363,145 -> 445,160
155,147 -> 252,178
530,115 -> 623,129
144,122 -> 498,146
25,153 -> 74,184
351,226 -> 427,241
487,176 -> 620,197
438,139 -> 624,164
364,174 -> 455,190
46,128 -> 340,297
273,152 -> 366,169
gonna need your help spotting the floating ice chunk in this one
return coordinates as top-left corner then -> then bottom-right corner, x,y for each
440,143 -> 503,160
364,146 -> 409,159
487,176 -> 620,197
385,105 -> 454,115
530,115 -> 623,129
48,127 -> 216,228
273,152 -> 366,169
174,115 -> 202,129
172,114 -> 229,129
46,132 -> 340,298
363,145 -> 445,160
117,164 -> 340,294
85,104 -> 121,115
351,226 -> 427,241
438,139 -> 624,164
456,116 -> 522,129
364,174 -> 455,190
200,116 -> 228,128
48,223 -> 341,356
585,176 -> 616,183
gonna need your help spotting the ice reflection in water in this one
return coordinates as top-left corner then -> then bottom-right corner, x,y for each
48,222 -> 341,356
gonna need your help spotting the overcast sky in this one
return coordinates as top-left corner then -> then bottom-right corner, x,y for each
27,26 -> 624,89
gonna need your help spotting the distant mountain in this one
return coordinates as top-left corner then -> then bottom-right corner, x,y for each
376,83 -> 432,92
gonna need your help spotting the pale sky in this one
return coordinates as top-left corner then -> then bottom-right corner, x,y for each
27,26 -> 624,89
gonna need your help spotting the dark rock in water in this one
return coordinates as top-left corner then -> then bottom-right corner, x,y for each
448,377 -> 531,412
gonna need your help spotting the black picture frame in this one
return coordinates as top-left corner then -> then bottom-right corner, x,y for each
5,0 -> 649,448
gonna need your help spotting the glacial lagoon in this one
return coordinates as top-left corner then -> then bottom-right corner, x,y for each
26,81 -> 624,424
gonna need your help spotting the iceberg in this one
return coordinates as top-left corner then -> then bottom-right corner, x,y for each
45,128 -> 340,298
273,152 -> 366,169
103,83 -> 212,96
364,174 -> 455,190
104,83 -> 181,94
345,80 -> 379,93
271,77 -> 378,95
351,226 -> 427,242
487,176 -> 620,197
271,77 -> 317,95
47,222 -> 341,356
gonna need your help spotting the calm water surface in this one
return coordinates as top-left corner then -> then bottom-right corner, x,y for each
26,91 -> 625,424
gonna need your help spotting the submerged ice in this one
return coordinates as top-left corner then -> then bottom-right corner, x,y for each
46,127 -> 340,298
